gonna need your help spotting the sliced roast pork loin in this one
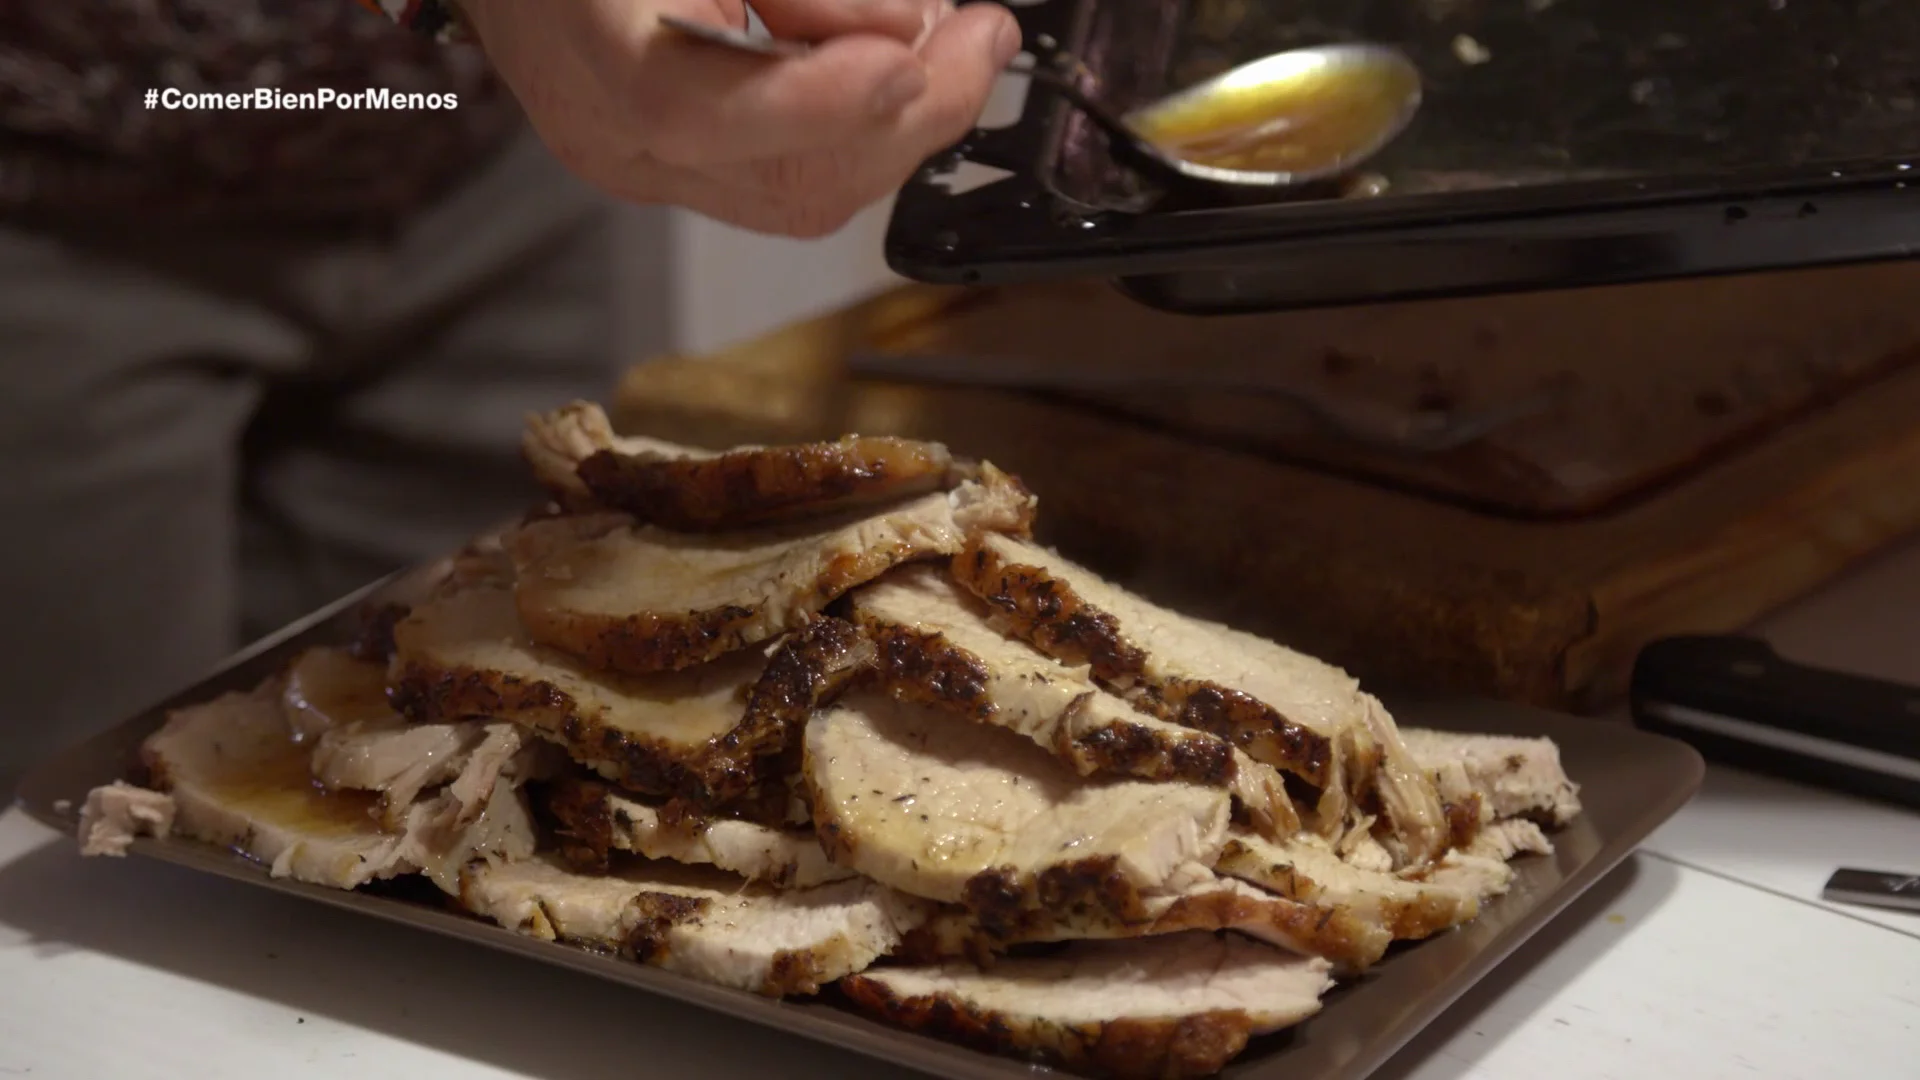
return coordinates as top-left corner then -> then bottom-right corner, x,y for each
546,776 -> 852,888
1213,829 -> 1509,945
1400,728 -> 1583,827
842,933 -> 1334,1080
523,401 -> 961,531
954,534 -> 1450,867
850,566 -> 1302,838
803,691 -> 1231,934
122,685 -> 537,892
390,574 -> 866,811
905,863 -> 1393,975
458,854 -> 929,996
505,464 -> 1035,675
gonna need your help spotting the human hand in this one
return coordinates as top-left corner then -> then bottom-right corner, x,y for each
461,0 -> 1020,237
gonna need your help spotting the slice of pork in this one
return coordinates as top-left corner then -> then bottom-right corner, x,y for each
506,465 -> 1035,675
1215,830 -> 1504,944
953,534 -> 1449,867
77,781 -> 176,857
842,934 -> 1333,1080
392,577 -> 866,811
906,864 -> 1394,975
803,692 -> 1230,933
849,567 -> 1239,789
1399,728 -> 1583,827
524,401 -> 961,531
545,777 -> 852,888
279,646 -> 398,742
458,855 -> 929,996
138,686 -> 535,893
391,576 -> 766,801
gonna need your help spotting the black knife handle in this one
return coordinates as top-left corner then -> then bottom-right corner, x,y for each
1629,635 -> 1920,810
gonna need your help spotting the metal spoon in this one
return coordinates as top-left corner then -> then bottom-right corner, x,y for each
656,14 -> 1422,191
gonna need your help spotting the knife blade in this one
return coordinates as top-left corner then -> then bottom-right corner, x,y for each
1821,868 -> 1920,915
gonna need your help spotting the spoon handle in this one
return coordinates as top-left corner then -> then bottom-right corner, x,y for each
1021,68 -> 1133,146
655,14 -> 1182,185
1019,66 -> 1189,185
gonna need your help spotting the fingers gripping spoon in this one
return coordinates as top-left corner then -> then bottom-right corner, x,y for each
655,13 -> 1423,192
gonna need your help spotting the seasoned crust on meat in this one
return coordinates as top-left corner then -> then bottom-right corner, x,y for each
390,574 -> 766,804
525,401 -> 961,531
578,436 -> 960,532
903,865 -> 1395,975
803,692 -> 1230,934
506,466 -> 1036,675
849,567 -> 1238,789
953,534 -> 1451,869
458,854 -> 929,996
393,568 -> 869,810
545,775 -> 852,888
841,934 -> 1333,1080
951,535 -> 1332,792
688,616 -> 873,806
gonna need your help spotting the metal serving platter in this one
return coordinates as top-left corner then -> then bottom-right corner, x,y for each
12,561 -> 1704,1080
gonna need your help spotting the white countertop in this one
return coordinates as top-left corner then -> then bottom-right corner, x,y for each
3,545 -> 1917,1079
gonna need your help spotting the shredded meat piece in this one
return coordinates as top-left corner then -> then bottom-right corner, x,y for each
77,782 -> 175,857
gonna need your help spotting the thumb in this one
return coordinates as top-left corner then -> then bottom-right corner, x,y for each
750,0 -> 943,45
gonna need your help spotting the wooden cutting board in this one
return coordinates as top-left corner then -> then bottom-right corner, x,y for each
612,266 -> 1920,712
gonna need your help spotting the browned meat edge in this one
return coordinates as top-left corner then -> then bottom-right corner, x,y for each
346,602 -> 409,663
1444,794 -> 1484,851
392,619 -> 864,815
899,885 -> 1392,976
839,976 -> 1263,1080
389,656 -> 707,802
689,617 -> 873,804
574,436 -> 955,531
542,774 -> 796,872
854,616 -> 1236,788
951,540 -> 1334,794
514,539 -> 940,675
